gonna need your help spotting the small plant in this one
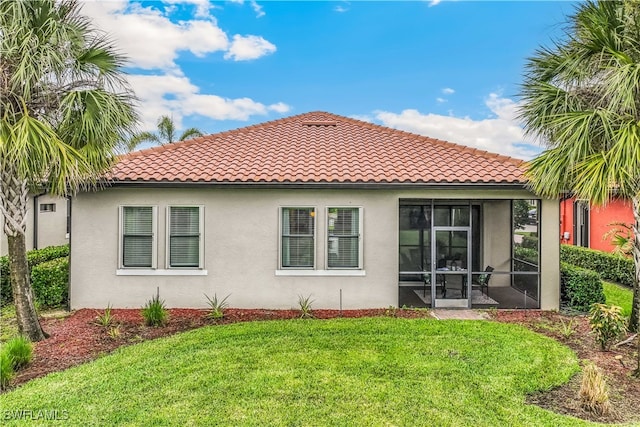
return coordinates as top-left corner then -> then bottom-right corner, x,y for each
559,318 -> 576,338
204,293 -> 230,321
589,303 -> 626,351
3,336 -> 32,370
384,305 -> 397,317
579,363 -> 611,416
142,293 -> 167,327
107,326 -> 121,339
0,350 -> 14,390
95,304 -> 114,327
298,294 -> 314,319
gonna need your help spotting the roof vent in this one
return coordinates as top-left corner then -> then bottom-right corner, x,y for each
301,120 -> 337,127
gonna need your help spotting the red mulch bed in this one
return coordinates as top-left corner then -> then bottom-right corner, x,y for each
493,310 -> 639,424
6,308 -> 640,424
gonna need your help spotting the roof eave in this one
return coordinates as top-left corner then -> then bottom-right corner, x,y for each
103,179 -> 529,191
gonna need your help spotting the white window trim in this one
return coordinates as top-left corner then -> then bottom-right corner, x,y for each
116,269 -> 208,276
118,205 -> 158,269
326,206 -> 363,270
275,269 -> 365,277
279,206 -> 317,270
166,205 -> 205,270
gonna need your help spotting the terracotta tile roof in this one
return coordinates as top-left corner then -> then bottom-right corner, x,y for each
110,111 -> 525,185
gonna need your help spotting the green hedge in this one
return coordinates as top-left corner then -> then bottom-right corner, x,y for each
560,262 -> 606,312
1,244 -> 69,305
521,235 -> 539,250
31,257 -> 69,308
560,244 -> 634,288
513,246 -> 538,264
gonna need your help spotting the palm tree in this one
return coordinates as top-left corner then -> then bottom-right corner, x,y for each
0,0 -> 137,341
127,115 -> 203,151
518,0 -> 640,334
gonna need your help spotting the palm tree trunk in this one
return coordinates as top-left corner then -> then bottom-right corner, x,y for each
1,167 -> 47,341
7,232 -> 46,341
630,196 -> 640,334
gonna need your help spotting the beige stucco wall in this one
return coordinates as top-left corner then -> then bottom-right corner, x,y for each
539,198 -> 561,310
70,186 -> 560,310
1,194 -> 68,256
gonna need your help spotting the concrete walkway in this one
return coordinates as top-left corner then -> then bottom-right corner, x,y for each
431,309 -> 489,320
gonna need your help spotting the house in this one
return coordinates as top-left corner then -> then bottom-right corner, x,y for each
560,197 -> 634,252
69,112 -> 560,310
1,194 -> 70,256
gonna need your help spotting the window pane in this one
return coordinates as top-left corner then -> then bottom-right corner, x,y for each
169,207 -> 200,268
124,207 -> 153,234
170,207 -> 199,234
282,236 -> 314,267
122,207 -> 153,268
123,236 -> 152,267
328,208 -> 360,268
170,236 -> 199,267
282,208 -> 315,268
283,208 -> 314,235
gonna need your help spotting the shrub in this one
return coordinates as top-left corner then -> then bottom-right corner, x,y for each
579,363 -> 611,416
142,294 -> 167,327
30,257 -> 69,308
3,336 -> 33,370
298,294 -> 314,319
521,235 -> 539,250
0,350 -> 14,390
560,262 -> 606,312
560,244 -> 634,288
513,247 -> 538,264
589,304 -> 627,351
204,293 -> 230,321
1,244 -> 70,306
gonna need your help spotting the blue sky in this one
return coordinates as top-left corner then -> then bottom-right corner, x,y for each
82,1 -> 578,158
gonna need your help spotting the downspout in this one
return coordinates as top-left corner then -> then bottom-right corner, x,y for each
32,192 -> 46,250
66,196 -> 72,312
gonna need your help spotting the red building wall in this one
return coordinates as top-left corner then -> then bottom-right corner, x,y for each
560,198 -> 634,252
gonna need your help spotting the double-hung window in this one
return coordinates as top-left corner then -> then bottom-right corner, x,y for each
120,206 -> 156,268
281,207 -> 315,268
168,206 -> 203,268
327,207 -> 362,269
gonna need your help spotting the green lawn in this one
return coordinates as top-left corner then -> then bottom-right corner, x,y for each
0,318 -> 591,426
603,281 -> 634,318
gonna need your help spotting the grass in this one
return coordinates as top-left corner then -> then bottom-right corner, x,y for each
602,281 -> 633,318
0,318 -> 591,426
0,305 -> 18,342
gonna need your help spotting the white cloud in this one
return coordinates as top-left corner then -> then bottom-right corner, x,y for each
79,1 -> 287,132
442,87 -> 455,95
229,0 -> 265,18
436,97 -> 446,103
81,1 -> 228,71
224,34 -> 276,61
429,0 -> 442,6
128,74 -> 290,131
374,94 -> 540,159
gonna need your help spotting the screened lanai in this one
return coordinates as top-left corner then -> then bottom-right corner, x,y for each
398,199 -> 540,309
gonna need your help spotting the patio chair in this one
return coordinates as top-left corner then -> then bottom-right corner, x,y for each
472,266 -> 494,297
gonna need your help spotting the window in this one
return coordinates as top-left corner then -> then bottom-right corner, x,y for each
40,203 -> 56,213
327,207 -> 362,269
120,206 -> 156,268
168,206 -> 203,268
281,207 -> 315,268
